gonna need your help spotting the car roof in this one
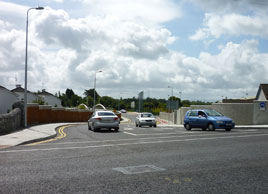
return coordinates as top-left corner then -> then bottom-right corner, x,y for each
187,109 -> 212,112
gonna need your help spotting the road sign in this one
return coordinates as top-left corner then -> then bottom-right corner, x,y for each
167,100 -> 179,111
260,102 -> 266,111
131,101 -> 135,109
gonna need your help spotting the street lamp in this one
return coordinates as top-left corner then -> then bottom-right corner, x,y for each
93,70 -> 102,108
168,86 -> 173,111
24,6 -> 44,127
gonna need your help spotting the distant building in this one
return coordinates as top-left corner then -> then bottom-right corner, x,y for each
0,86 -> 19,114
256,84 -> 268,101
11,85 -> 39,103
39,89 -> 62,107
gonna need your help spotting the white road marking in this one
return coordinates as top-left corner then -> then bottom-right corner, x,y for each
113,165 -> 165,174
124,128 -> 134,131
123,132 -> 137,136
1,133 -> 268,153
22,131 -> 266,146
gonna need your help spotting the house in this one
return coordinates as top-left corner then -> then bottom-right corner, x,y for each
256,84 -> 268,101
39,89 -> 62,107
0,86 -> 19,114
11,85 -> 39,103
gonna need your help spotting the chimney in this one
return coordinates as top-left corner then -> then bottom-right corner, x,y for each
16,84 -> 21,88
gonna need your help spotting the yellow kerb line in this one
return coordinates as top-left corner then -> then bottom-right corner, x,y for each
27,125 -> 72,146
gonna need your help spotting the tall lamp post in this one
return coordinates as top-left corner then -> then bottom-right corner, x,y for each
93,70 -> 102,108
24,6 -> 44,127
168,86 -> 173,111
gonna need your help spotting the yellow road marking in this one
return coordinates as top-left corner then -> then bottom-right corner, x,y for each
27,125 -> 72,146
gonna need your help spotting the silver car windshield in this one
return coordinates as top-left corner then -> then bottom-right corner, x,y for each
98,112 -> 115,116
141,113 -> 153,118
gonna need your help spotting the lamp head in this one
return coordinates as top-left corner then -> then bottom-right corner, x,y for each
36,6 -> 44,10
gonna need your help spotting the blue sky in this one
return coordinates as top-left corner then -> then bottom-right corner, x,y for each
0,0 -> 268,102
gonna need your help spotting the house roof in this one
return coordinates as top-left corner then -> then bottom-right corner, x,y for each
39,90 -> 54,96
38,90 -> 60,99
256,84 -> 268,100
0,85 -> 19,97
11,86 -> 34,94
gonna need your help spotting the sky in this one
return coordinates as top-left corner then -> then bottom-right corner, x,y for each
1,0 -> 268,102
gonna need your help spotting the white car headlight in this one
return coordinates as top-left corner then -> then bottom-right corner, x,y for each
216,120 -> 223,124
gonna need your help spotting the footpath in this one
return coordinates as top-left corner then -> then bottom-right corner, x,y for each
0,117 -> 268,149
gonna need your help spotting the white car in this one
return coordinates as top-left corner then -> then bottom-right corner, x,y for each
120,109 -> 127,113
135,112 -> 157,127
88,110 -> 120,132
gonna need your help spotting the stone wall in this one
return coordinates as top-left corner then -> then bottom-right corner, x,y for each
0,108 -> 21,135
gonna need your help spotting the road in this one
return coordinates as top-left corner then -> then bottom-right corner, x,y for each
1,113 -> 268,194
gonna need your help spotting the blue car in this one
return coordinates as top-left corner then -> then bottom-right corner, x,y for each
184,109 -> 235,131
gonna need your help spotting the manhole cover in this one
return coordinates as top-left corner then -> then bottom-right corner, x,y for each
113,165 -> 165,174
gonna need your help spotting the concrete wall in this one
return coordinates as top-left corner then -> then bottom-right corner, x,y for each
212,103 -> 253,125
162,102 -> 268,125
253,100 -> 268,125
0,108 -> 21,135
159,112 -> 175,124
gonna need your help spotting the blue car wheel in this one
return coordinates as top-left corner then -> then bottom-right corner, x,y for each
185,123 -> 191,131
208,123 -> 215,131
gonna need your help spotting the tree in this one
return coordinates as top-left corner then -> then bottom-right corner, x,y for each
66,88 -> 74,99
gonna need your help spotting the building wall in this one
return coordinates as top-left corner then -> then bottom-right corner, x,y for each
15,92 -> 38,103
257,90 -> 266,101
0,88 -> 19,114
42,95 -> 62,107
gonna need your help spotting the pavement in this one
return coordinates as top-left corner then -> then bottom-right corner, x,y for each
0,117 -> 268,149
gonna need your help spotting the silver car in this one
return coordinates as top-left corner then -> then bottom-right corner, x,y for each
88,110 -> 120,132
135,112 -> 157,127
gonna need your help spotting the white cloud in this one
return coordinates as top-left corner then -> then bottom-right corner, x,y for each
1,5 -> 268,101
190,0 -> 268,13
190,13 -> 268,40
80,0 -> 181,25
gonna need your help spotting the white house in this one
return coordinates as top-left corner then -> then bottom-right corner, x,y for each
0,86 -> 19,114
39,89 -> 62,107
256,84 -> 268,101
11,85 -> 39,103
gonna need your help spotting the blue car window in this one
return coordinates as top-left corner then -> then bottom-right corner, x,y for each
189,111 -> 198,116
204,110 -> 223,116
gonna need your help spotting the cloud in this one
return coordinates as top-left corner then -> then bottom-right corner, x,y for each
190,13 -> 268,40
1,6 -> 268,101
80,0 -> 181,25
190,0 -> 268,13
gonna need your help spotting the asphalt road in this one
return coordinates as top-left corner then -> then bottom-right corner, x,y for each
1,113 -> 268,194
